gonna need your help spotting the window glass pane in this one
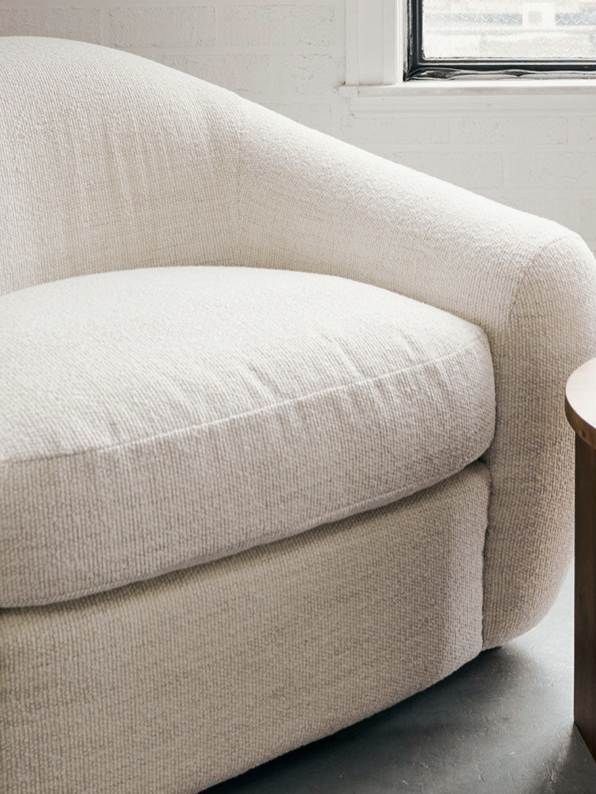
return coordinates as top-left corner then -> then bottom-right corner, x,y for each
422,0 -> 596,60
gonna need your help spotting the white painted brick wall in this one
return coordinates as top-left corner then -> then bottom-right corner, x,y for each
510,152 -> 596,191
0,8 -> 101,42
452,117 -> 568,147
264,101 -> 334,133
342,116 -> 449,145
279,54 -> 342,95
391,151 -> 504,191
2,0 -> 596,249
224,5 -> 334,48
110,7 -> 216,48
161,53 -> 271,93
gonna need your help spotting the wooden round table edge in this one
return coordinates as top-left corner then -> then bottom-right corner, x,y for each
566,356 -> 596,761
566,356 -> 596,449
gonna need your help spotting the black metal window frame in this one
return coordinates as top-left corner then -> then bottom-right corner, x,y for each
406,0 -> 596,80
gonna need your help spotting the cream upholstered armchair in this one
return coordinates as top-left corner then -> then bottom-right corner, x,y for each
2,36 -> 596,794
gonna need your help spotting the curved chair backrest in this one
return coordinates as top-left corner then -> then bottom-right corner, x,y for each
0,37 -> 242,296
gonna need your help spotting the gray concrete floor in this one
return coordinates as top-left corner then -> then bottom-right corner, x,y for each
208,568 -> 596,794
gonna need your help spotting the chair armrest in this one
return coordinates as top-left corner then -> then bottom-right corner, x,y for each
237,100 -> 596,646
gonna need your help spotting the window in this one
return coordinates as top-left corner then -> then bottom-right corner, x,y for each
341,0 -> 596,114
408,0 -> 596,78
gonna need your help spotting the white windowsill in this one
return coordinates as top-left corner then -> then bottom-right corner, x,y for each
338,79 -> 596,116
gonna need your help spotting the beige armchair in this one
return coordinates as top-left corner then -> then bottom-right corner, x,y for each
1,36 -> 595,794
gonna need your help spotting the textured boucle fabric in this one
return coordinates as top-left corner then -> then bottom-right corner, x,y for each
0,265 -> 494,607
0,39 -> 239,295
1,38 -> 596,640
0,464 -> 489,794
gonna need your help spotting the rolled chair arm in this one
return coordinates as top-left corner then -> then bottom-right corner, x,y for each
236,100 -> 596,647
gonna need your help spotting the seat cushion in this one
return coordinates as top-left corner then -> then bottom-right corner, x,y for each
0,266 -> 495,607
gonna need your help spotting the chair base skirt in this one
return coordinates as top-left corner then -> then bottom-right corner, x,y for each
0,463 -> 489,794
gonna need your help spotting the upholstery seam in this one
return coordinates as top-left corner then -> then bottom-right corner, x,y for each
505,233 -> 582,332
4,461 -> 490,609
1,336 -> 489,466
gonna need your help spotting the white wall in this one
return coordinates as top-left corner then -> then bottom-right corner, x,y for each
2,0 -> 596,251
